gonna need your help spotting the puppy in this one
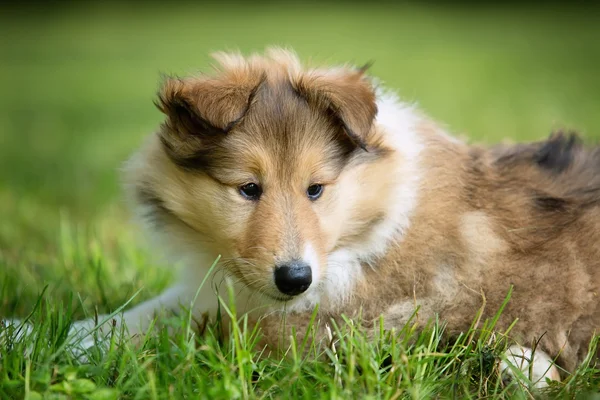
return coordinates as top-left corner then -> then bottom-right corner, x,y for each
7,48 -> 600,388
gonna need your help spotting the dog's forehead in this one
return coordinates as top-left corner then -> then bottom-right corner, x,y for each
232,80 -> 335,150
251,81 -> 314,128
210,84 -> 346,180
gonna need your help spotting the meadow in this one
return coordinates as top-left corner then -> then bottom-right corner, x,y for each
1,2 -> 600,398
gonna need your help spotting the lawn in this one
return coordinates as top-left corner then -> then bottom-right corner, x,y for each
1,2 -> 600,398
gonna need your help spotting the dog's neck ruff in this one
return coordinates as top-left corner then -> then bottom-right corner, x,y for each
285,91 -> 424,313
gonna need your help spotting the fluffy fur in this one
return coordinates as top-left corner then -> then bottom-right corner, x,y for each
8,48 -> 600,387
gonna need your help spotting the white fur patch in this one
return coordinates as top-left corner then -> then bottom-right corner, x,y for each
302,242 -> 320,285
364,90 -> 423,258
321,249 -> 364,308
500,345 -> 561,389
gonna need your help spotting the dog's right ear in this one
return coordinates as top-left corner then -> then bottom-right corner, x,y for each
156,73 -> 264,163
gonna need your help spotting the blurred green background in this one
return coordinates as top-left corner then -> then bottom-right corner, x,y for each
1,2 -> 599,316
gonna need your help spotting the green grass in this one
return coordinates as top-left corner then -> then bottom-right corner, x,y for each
1,2 -> 600,398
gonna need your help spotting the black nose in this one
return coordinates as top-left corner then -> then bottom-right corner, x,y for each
274,261 -> 312,296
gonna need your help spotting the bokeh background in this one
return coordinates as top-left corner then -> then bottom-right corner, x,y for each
1,1 -> 599,316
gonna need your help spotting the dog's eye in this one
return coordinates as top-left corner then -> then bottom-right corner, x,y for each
306,184 -> 324,201
239,183 -> 262,200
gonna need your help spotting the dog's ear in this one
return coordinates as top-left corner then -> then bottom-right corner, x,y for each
293,67 -> 377,150
156,72 -> 264,160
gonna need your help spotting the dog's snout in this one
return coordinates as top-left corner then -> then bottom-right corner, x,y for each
274,261 -> 312,296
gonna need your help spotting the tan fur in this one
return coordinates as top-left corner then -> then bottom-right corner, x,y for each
121,48 -> 600,378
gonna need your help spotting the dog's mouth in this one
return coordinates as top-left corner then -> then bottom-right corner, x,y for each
263,292 -> 296,302
228,270 -> 299,303
258,280 -> 314,304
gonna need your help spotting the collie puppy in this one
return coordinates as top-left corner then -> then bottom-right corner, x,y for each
7,47 -> 600,387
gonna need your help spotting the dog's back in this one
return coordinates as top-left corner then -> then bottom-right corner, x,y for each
358,130 -> 600,371
482,133 -> 600,369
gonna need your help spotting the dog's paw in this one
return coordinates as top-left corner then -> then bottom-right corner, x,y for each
500,345 -> 560,389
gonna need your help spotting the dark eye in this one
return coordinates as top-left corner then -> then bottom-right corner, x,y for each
239,183 -> 262,200
306,184 -> 324,201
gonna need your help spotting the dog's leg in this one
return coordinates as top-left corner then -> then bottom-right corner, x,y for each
500,344 -> 561,389
71,280 -> 228,350
1,280 -> 226,359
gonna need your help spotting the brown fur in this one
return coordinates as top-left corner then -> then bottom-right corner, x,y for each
124,48 -> 600,374
362,130 -> 600,371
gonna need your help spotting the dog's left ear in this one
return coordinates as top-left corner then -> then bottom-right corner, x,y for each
293,67 -> 377,150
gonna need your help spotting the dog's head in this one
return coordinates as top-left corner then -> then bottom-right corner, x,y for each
128,48 -> 395,301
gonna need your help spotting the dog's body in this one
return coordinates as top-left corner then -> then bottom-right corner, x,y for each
6,48 -> 600,386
